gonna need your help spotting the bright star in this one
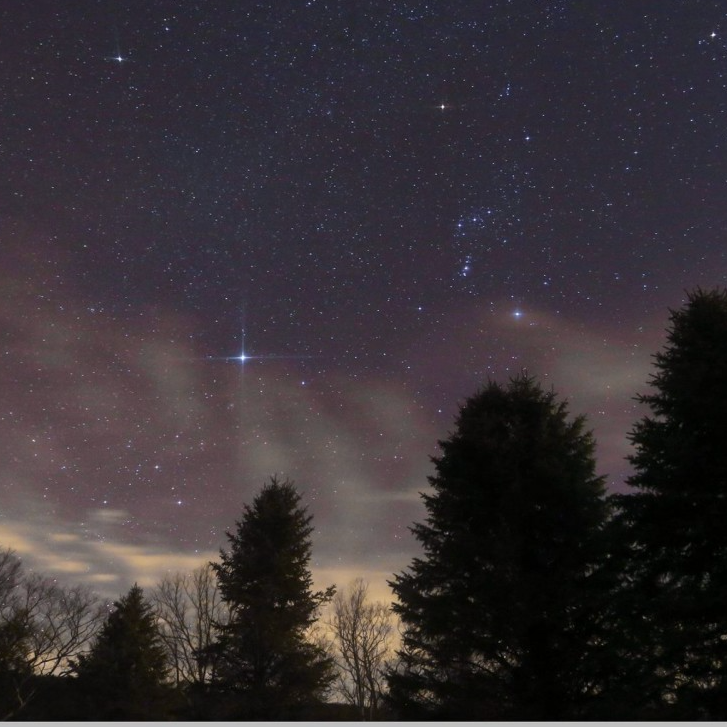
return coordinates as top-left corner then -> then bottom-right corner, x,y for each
205,324 -> 318,367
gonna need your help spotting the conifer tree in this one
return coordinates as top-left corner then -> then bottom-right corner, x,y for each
0,611 -> 32,719
211,476 -> 335,719
74,584 -> 171,720
613,288 -> 727,718
387,375 -> 611,720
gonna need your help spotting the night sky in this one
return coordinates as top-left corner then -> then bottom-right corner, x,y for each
2,1 -> 726,602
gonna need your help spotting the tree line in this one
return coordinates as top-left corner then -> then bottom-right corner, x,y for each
2,288 -> 727,719
0,480 -> 394,720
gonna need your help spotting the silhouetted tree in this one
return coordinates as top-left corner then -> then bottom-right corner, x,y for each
327,578 -> 395,719
74,584 -> 172,720
0,549 -> 103,719
387,375 -> 612,720
0,549 -> 31,718
0,611 -> 32,720
153,563 -> 229,688
613,288 -> 727,718
19,574 -> 103,676
211,476 -> 336,719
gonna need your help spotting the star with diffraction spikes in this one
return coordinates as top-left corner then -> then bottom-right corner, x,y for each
106,29 -> 128,63
206,327 -> 318,367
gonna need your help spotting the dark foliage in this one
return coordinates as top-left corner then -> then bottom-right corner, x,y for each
210,476 -> 336,719
387,375 -> 612,720
73,583 -> 174,720
0,610 -> 32,719
613,288 -> 727,718
10,292 -> 727,720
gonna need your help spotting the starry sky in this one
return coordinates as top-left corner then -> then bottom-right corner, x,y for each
2,1 -> 726,603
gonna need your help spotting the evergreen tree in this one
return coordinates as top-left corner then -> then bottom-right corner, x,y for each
613,288 -> 727,718
0,548 -> 31,718
211,476 -> 335,719
74,584 -> 172,720
387,375 -> 612,720
0,610 -> 32,719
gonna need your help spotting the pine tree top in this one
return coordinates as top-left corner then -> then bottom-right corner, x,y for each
74,583 -> 169,688
638,288 -> 727,420
214,477 -> 325,617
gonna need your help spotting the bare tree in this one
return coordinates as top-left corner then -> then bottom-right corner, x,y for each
0,548 -> 103,718
21,573 -> 103,675
327,578 -> 395,719
152,563 -> 229,687
0,548 -> 22,601
0,549 -> 28,671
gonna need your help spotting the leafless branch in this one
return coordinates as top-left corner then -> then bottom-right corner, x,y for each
326,578 -> 395,719
152,563 -> 229,686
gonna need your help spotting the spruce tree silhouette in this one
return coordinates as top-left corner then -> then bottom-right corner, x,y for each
387,375 -> 611,719
74,584 -> 171,720
614,288 -> 727,719
211,476 -> 335,719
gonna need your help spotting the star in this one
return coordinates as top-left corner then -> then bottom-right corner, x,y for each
205,325 -> 317,366
220,326 -> 252,365
214,349 -> 253,366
